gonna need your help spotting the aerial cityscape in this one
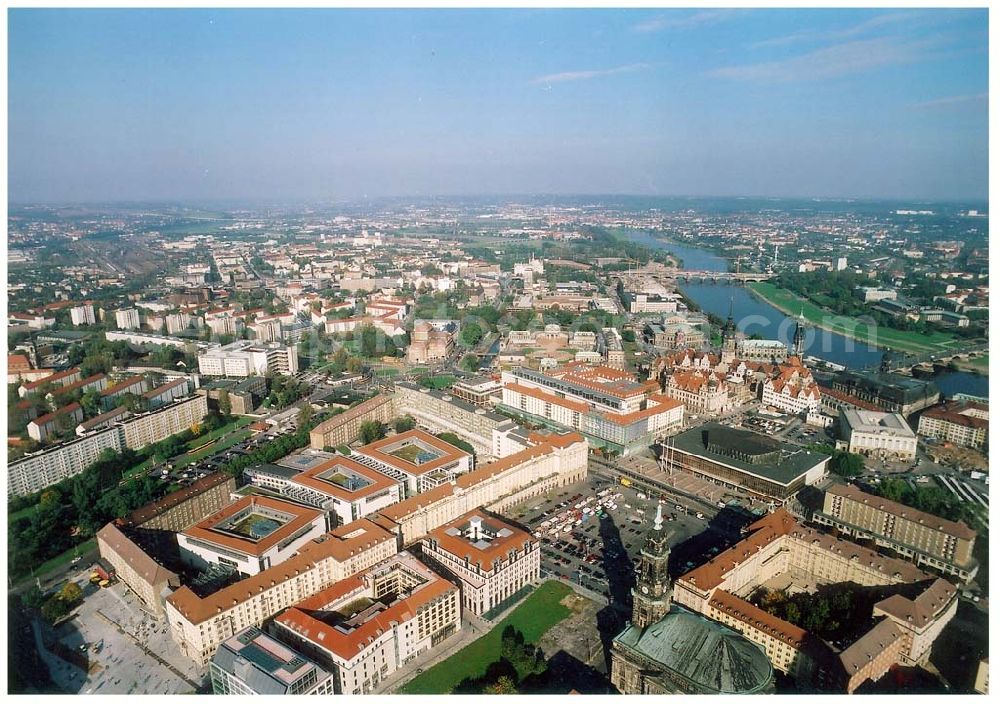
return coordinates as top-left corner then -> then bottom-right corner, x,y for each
6,6 -> 990,698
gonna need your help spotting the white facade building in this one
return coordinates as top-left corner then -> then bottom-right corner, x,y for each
837,409 -> 917,461
70,304 -> 96,326
116,308 -> 141,330
422,510 -> 540,616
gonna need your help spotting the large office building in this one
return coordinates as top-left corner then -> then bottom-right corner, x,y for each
165,431 -> 585,665
309,393 -> 395,450
123,471 -> 236,557
661,424 -> 829,505
197,340 -> 298,377
836,408 -> 918,461
673,509 -> 957,693
500,363 -> 684,455
96,522 -> 180,616
917,399 -> 989,450
244,454 -> 402,527
177,496 -> 328,577
119,394 -> 209,450
8,426 -> 124,497
374,431 -> 587,546
829,371 -> 940,417
422,509 -> 539,616
209,626 -> 335,695
274,552 -> 461,694
394,382 -> 511,459
813,483 -> 978,582
352,429 -> 473,496
70,303 -> 96,326
115,307 -> 141,330
10,394 -> 209,498
166,519 -> 397,665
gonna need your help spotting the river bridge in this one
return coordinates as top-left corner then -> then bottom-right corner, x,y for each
669,270 -> 774,284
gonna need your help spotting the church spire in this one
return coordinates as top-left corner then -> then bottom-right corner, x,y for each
631,503 -> 672,629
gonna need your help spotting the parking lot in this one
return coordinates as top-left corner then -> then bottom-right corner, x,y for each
504,473 -> 731,600
41,575 -> 205,694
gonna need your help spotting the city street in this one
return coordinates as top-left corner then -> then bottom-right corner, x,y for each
37,579 -> 205,695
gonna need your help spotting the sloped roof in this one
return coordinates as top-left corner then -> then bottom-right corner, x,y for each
614,606 -> 773,694
97,522 -> 178,588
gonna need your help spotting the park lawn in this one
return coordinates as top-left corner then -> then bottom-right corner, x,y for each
8,503 -> 37,525
400,581 -> 573,694
121,456 -> 155,482
374,367 -> 399,377
749,282 -> 961,355
418,374 -> 457,390
185,416 -> 254,450
14,538 -> 99,587
183,429 -> 252,464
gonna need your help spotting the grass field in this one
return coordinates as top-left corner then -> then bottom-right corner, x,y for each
400,581 -> 573,694
418,374 -> 457,390
186,416 -> 254,450
8,503 -> 37,525
184,429 -> 252,464
15,538 -> 99,587
748,282 -> 962,355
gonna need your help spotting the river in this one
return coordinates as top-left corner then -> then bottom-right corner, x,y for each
629,231 -> 988,397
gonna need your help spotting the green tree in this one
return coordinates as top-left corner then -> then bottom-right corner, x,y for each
461,321 -> 484,347
298,403 -> 314,428
830,450 -> 864,477
461,353 -> 480,372
483,676 -> 518,695
40,596 -> 71,623
58,581 -> 83,606
394,416 -> 417,434
359,420 -> 386,444
79,389 -> 103,418
217,389 -> 232,416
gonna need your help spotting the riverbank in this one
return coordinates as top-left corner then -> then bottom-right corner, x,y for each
746,282 -> 963,356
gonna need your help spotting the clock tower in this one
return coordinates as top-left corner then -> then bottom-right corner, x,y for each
631,504 -> 672,629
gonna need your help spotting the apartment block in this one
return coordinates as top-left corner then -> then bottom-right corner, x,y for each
422,509 -> 539,616
814,483 -> 977,582
274,552 -> 461,694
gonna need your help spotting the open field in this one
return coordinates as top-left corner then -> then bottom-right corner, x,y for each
418,374 -> 457,390
183,430 -> 251,464
748,282 -> 962,355
399,581 -> 573,694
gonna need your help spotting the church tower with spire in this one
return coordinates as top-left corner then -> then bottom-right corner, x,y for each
792,307 -> 806,357
631,505 -> 672,629
721,298 -> 737,364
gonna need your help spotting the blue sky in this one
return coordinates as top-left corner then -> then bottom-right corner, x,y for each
8,8 -> 989,202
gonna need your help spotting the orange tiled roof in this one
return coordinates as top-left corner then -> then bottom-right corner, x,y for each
166,518 -> 394,624
180,495 -> 324,557
276,570 -> 456,661
424,508 -> 535,573
357,429 -> 471,477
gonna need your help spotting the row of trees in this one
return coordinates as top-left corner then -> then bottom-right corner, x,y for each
219,410 -> 328,478
872,477 -> 977,524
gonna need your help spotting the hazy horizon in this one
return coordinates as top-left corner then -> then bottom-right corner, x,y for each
9,8 -> 989,203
